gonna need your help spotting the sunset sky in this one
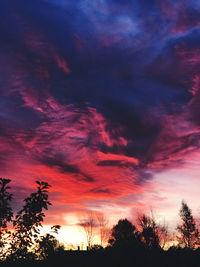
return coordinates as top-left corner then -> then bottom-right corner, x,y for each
1,0 -> 200,245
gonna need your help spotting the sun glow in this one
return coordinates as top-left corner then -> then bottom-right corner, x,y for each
42,225 -> 101,250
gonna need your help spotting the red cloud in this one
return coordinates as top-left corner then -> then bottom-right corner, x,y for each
0,94 -> 154,224
55,55 -> 71,74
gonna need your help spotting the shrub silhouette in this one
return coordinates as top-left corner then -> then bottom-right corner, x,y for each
37,225 -> 64,260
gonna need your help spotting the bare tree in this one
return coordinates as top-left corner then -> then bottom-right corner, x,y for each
96,213 -> 110,247
80,212 -> 97,249
137,212 -> 169,249
158,220 -> 169,249
138,213 -> 159,248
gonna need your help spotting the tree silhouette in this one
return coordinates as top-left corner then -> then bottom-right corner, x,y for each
177,201 -> 199,249
37,225 -> 64,260
108,219 -> 140,248
138,214 -> 160,249
157,220 -> 169,249
0,178 -> 13,259
80,212 -> 97,249
96,213 -> 110,247
10,181 -> 52,260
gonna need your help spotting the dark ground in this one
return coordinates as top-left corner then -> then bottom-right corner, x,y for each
1,248 -> 200,267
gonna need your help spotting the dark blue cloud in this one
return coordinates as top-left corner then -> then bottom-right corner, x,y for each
1,0 -> 200,181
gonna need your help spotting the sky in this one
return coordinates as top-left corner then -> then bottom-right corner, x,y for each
1,0 -> 200,244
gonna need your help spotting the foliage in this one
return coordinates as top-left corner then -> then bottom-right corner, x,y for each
9,181 -> 52,260
0,177 -> 200,265
108,219 -> 140,248
0,178 -> 13,259
0,178 -> 13,229
177,201 -> 199,249
138,214 -> 161,249
37,225 -> 64,260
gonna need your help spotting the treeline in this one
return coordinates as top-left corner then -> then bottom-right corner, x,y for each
0,178 -> 200,267
79,200 -> 200,251
107,202 -> 199,250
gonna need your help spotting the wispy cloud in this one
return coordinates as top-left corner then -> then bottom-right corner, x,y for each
1,0 -> 200,228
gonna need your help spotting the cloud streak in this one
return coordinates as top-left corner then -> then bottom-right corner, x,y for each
1,0 -> 200,229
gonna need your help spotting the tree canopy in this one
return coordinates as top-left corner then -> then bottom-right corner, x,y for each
177,201 -> 199,249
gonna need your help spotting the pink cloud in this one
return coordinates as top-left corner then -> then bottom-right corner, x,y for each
55,55 -> 71,74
